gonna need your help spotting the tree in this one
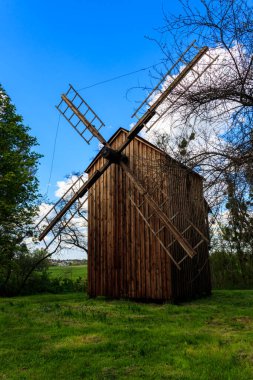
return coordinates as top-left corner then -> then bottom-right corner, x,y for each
0,85 -> 41,295
145,0 -> 253,258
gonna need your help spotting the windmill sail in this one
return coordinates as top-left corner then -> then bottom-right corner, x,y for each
56,84 -> 108,145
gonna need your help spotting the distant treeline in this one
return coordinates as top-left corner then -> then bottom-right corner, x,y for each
210,250 -> 253,290
49,259 -> 87,266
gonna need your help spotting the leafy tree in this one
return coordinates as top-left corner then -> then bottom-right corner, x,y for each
223,174 -> 253,262
0,84 -> 41,295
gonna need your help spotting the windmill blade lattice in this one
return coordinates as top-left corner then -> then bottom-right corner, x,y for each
56,84 -> 107,145
119,160 -> 205,267
35,174 -> 89,250
131,41 -> 218,132
119,155 -> 209,269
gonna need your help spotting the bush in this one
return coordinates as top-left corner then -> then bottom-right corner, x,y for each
0,249 -> 87,296
0,249 -> 49,296
210,250 -> 253,289
21,273 -> 87,295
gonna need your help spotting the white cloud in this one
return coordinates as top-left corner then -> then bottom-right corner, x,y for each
0,90 -> 8,117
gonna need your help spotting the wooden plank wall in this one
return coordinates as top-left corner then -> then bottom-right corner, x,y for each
88,129 -> 211,301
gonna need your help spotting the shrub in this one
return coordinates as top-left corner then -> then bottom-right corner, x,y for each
210,250 -> 253,289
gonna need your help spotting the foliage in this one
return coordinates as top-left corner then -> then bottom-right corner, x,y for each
0,290 -> 253,379
223,175 -> 253,258
0,249 -> 48,296
17,262 -> 87,296
210,250 -> 253,289
22,274 -> 86,295
0,85 -> 42,295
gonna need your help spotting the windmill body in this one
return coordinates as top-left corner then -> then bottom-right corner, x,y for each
86,128 -> 211,301
36,43 -> 216,302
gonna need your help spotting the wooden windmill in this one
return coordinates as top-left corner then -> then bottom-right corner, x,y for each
36,42 -> 217,301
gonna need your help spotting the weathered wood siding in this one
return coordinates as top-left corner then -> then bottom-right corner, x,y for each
87,129 -> 211,301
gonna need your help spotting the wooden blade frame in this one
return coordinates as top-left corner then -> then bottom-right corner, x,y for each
36,173 -> 89,249
131,41 -> 218,132
38,161 -> 110,241
127,178 -> 209,270
36,193 -> 89,252
119,161 -> 207,267
56,84 -> 108,146
38,43 -> 212,258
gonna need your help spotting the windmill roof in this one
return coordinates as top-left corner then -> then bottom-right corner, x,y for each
85,127 -> 203,180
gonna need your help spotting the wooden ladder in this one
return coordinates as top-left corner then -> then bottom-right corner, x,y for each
128,179 -> 209,270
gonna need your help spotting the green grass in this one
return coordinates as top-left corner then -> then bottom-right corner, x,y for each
48,265 -> 87,281
1,290 -> 253,379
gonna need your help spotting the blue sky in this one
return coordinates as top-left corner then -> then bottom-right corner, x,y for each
0,0 -> 186,200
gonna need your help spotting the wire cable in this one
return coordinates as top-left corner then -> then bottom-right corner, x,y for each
77,62 -> 163,91
46,113 -> 61,196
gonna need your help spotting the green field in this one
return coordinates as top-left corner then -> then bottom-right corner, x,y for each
1,290 -> 253,379
48,264 -> 87,281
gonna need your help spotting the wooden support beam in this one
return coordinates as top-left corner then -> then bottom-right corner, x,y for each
129,196 -> 181,270
120,161 -> 197,259
186,219 -> 209,243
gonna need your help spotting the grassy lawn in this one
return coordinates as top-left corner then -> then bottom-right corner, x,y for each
48,265 -> 87,281
0,290 -> 253,379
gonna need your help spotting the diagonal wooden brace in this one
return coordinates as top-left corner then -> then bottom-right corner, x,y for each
120,161 -> 197,259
